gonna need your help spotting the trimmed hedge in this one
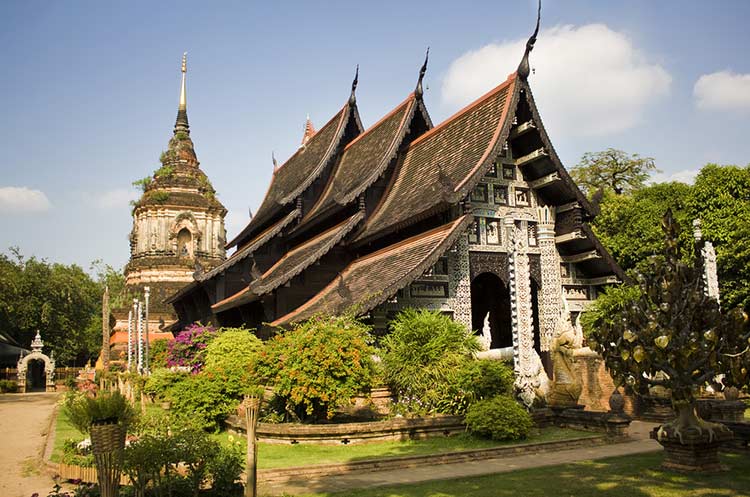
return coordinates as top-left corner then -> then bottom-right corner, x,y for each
465,396 -> 533,441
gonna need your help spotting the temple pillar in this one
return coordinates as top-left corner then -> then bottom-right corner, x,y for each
537,206 -> 562,351
448,236 -> 472,330
506,218 -> 536,407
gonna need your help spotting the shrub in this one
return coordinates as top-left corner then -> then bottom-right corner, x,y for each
207,441 -> 244,496
0,379 -> 18,393
257,314 -> 376,422
163,372 -> 237,431
203,328 -> 263,398
64,391 -> 136,434
167,324 -> 218,372
149,338 -> 172,369
465,396 -> 533,441
61,438 -> 95,467
143,368 -> 188,400
438,360 -> 516,415
380,308 -> 480,415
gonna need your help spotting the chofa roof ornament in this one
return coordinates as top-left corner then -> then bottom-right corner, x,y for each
348,65 -> 359,106
415,47 -> 429,99
517,0 -> 541,81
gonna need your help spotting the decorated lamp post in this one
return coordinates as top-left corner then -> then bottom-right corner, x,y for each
244,394 -> 261,497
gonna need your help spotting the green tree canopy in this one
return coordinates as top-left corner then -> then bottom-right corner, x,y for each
592,182 -> 693,272
0,249 -> 102,364
571,148 -> 659,196
687,164 -> 750,311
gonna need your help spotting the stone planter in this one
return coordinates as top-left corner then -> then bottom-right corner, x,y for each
656,429 -> 733,472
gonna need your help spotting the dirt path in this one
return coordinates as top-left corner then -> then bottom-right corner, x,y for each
0,392 -> 61,497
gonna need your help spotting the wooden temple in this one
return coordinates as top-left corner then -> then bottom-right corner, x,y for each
167,18 -> 623,402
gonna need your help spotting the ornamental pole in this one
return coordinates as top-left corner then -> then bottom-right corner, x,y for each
144,286 -> 150,374
244,394 -> 261,497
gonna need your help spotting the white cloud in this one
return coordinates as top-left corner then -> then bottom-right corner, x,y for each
694,71 -> 750,112
441,24 -> 671,138
650,168 -> 699,185
0,186 -> 51,213
93,188 -> 139,209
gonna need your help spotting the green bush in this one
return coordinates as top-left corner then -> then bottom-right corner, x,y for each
64,391 -> 136,434
203,328 -> 263,398
447,360 -> 515,413
143,368 -> 188,400
0,379 -> 18,393
465,396 -> 533,441
380,308 -> 480,415
124,414 -> 238,497
257,314 -> 376,422
148,338 -> 171,369
162,372 -> 238,431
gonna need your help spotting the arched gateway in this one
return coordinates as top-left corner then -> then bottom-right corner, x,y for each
17,331 -> 56,393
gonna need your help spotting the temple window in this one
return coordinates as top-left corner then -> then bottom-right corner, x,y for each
492,185 -> 508,205
470,184 -> 489,203
486,219 -> 502,245
468,219 -> 481,244
515,188 -> 530,206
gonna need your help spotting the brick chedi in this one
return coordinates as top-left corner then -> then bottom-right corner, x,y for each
109,54 -> 227,360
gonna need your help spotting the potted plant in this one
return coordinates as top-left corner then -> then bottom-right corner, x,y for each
65,391 -> 136,497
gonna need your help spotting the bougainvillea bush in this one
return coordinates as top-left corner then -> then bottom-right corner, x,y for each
166,324 -> 218,372
257,314 -> 376,422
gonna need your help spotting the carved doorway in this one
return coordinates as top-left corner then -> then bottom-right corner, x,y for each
470,272 -> 512,349
27,359 -> 46,391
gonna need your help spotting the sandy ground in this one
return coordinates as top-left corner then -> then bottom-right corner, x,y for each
0,392 -> 62,497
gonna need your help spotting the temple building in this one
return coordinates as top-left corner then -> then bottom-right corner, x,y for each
109,54 -> 227,360
168,23 -> 623,402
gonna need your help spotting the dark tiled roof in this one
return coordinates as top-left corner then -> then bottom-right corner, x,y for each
199,209 -> 302,282
303,95 -> 417,222
355,75 -> 518,243
212,211 -> 364,313
227,103 -> 359,249
271,215 -> 472,326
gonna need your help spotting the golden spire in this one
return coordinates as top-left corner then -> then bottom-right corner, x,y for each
179,52 -> 187,111
175,52 -> 190,133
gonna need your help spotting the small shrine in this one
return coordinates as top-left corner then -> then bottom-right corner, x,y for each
17,331 -> 56,393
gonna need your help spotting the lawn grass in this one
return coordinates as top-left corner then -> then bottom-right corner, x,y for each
293,452 -> 750,497
50,406 -> 82,463
213,427 -> 596,470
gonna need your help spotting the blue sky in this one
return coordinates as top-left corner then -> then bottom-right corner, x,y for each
1,0 -> 749,271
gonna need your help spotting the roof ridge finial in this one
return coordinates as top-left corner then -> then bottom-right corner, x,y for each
517,0 -> 541,81
272,151 -> 279,172
301,114 -> 316,147
349,65 -> 359,106
415,47 -> 429,98
175,52 -> 190,134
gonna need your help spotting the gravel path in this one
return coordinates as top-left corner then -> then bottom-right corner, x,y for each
0,392 -> 61,497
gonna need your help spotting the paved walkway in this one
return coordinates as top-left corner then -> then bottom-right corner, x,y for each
0,392 -> 61,497
259,421 -> 661,496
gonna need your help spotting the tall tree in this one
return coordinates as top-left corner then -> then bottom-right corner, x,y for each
592,182 -> 693,272
0,249 -> 103,364
572,148 -> 658,196
687,164 -> 750,311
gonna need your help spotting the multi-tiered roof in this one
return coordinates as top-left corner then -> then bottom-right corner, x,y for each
168,30 -> 622,332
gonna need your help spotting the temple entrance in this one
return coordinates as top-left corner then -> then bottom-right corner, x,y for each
470,272 -> 512,349
26,359 -> 46,391
530,280 -> 552,377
